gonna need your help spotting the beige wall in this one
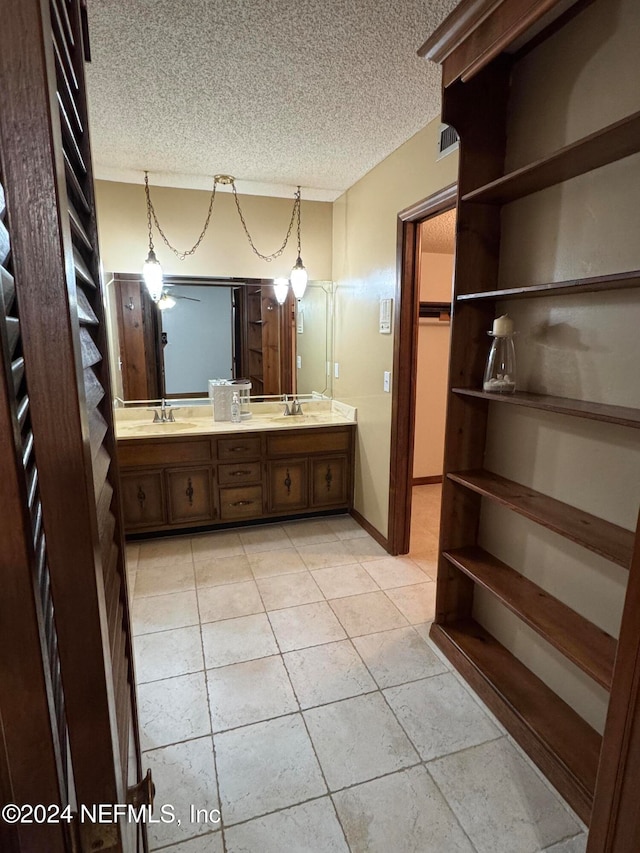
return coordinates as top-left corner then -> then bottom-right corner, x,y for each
413,252 -> 453,479
474,0 -> 640,734
95,180 -> 333,281
332,119 -> 458,536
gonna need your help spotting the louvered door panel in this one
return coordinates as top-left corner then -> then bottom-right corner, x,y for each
49,0 -> 139,802
0,2 -> 145,849
0,174 -> 70,851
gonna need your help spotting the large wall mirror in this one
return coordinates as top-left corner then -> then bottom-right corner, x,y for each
105,274 -> 334,402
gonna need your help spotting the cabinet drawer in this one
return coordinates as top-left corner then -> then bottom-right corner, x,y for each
219,485 -> 263,520
217,436 -> 262,460
119,438 -> 212,468
218,461 -> 262,486
267,459 -> 308,513
167,468 -> 215,524
121,470 -> 165,528
267,427 -> 351,457
311,456 -> 349,507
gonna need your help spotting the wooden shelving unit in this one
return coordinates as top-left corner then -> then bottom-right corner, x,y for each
420,0 -> 640,829
461,110 -> 640,206
452,388 -> 640,429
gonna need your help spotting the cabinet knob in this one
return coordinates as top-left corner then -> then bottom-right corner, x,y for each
137,486 -> 146,508
186,477 -> 194,506
230,499 -> 254,507
230,446 -> 248,453
284,469 -> 292,495
325,465 -> 333,492
230,469 -> 251,477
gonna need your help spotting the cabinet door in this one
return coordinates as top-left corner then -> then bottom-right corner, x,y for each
267,459 -> 308,513
311,456 -> 349,508
121,470 -> 165,528
166,468 -> 215,524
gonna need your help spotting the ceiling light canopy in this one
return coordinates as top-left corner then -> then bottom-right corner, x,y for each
141,172 -> 308,305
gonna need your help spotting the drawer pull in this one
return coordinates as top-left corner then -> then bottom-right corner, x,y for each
230,469 -> 252,477
230,499 -> 254,507
137,486 -> 146,508
186,477 -> 194,506
284,469 -> 292,495
229,446 -> 249,453
325,465 -> 333,492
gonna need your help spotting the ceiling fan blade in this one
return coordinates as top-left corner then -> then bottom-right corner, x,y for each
175,295 -> 201,302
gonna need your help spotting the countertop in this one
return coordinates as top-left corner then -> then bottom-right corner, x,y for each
115,399 -> 357,440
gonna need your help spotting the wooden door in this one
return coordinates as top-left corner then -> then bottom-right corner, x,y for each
166,467 -> 215,524
267,458 -> 308,512
114,278 -> 162,401
0,2 -> 147,851
311,456 -> 349,507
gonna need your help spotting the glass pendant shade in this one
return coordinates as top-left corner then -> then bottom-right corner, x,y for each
290,256 -> 308,299
273,278 -> 289,305
142,249 -> 164,302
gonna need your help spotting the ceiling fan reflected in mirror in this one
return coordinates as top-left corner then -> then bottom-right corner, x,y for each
157,290 -> 201,311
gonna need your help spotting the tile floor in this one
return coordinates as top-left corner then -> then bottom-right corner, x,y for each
125,485 -> 588,853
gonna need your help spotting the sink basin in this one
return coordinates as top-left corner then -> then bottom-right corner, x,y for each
269,414 -> 326,423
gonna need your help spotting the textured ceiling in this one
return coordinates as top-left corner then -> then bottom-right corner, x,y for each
85,0 -> 459,200
421,207 -> 456,253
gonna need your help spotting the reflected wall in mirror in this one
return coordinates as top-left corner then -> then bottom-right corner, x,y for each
105,274 -> 334,402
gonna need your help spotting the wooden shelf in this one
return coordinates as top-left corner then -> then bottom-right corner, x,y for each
452,388 -> 640,429
430,619 -> 600,823
456,269 -> 640,302
448,469 -> 634,568
462,110 -> 640,205
443,546 -> 616,689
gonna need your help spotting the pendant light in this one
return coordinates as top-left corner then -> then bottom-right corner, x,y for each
289,186 -> 308,299
273,277 -> 289,305
142,172 -> 163,302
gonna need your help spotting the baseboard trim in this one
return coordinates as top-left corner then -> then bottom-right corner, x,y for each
413,475 -> 443,486
350,509 -> 391,553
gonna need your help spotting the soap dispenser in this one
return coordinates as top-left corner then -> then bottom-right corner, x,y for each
483,314 -> 516,394
230,392 -> 242,423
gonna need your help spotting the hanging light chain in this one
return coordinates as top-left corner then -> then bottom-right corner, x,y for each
144,171 -> 218,261
144,172 -> 302,264
231,181 -> 299,262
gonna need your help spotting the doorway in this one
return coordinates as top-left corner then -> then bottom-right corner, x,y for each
387,183 -> 457,555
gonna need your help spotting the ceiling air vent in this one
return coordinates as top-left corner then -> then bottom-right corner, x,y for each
437,123 -> 459,160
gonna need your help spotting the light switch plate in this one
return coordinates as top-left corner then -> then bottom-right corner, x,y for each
383,371 -> 391,392
296,355 -> 302,369
334,362 -> 340,379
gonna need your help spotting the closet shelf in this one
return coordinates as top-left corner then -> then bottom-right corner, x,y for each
452,388 -> 640,429
456,269 -> 640,302
448,469 -> 634,568
430,618 -> 600,822
443,546 -> 616,689
461,109 -> 640,205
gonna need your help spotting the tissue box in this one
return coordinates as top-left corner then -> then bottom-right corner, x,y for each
208,380 -> 233,422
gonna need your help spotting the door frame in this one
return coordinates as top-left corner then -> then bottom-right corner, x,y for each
387,182 -> 457,554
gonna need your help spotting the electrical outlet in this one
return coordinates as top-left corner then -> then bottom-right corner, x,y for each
296,355 -> 302,369
334,362 -> 340,379
383,371 -> 391,392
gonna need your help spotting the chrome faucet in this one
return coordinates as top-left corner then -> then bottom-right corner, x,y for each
282,395 -> 303,416
148,399 -> 177,423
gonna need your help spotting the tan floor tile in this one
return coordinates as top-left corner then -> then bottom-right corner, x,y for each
385,582 -> 436,625
342,536 -> 388,563
283,640 -> 376,709
202,613 -> 278,668
256,572 -> 323,610
194,554 -> 253,587
269,602 -> 347,652
134,563 -> 195,599
138,671 -> 210,750
296,540 -> 356,570
329,592 -> 408,637
191,530 -> 244,560
125,542 -> 140,570
239,524 -> 291,553
352,626 -> 447,688
198,580 -> 264,623
132,590 -> 200,635
284,519 -> 339,546
207,656 -> 298,731
325,515 -> 370,540
362,556 -> 430,589
311,563 -> 379,599
138,536 -> 193,569
135,626 -> 204,683
247,547 -> 307,578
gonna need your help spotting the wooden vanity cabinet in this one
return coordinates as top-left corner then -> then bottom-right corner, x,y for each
118,424 -> 355,534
